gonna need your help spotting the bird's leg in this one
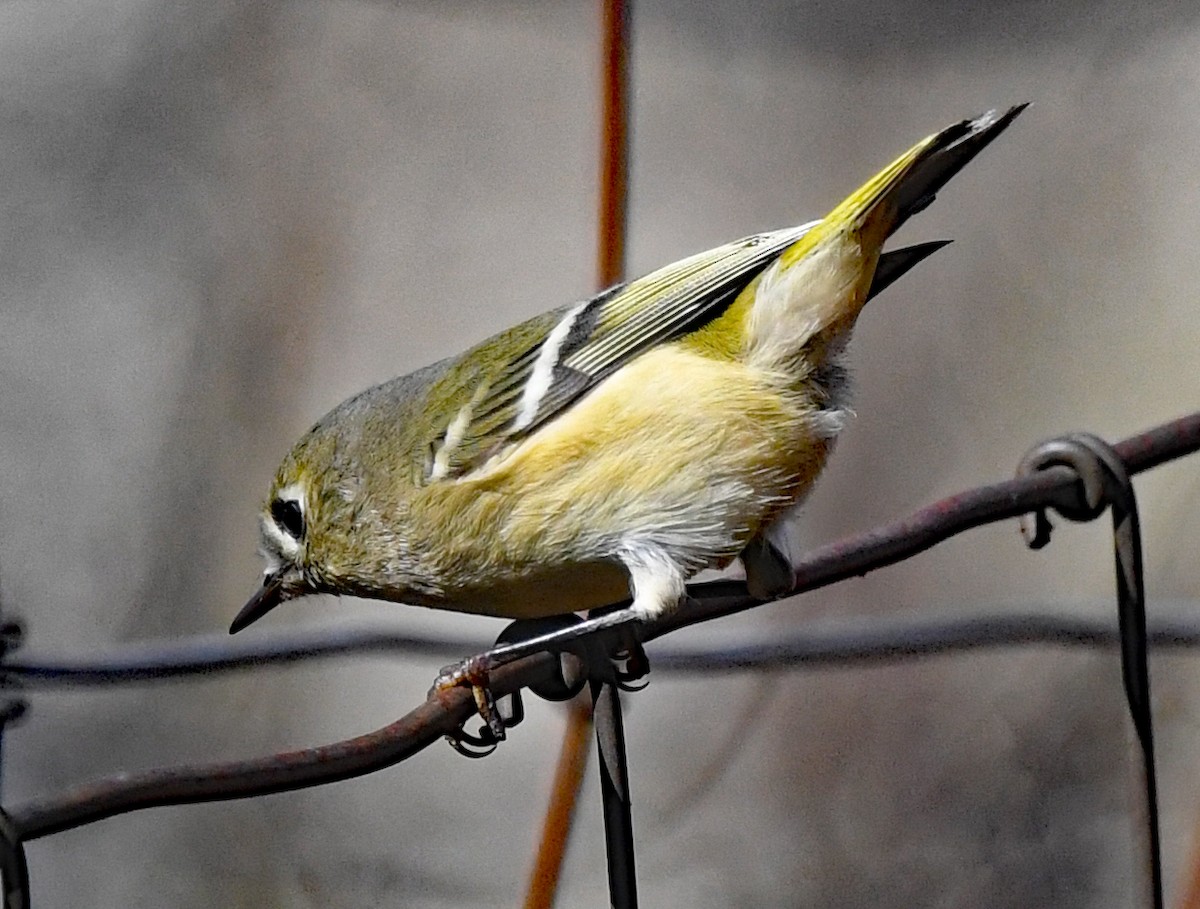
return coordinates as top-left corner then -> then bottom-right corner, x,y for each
437,545 -> 684,688
436,548 -> 686,747
436,607 -> 644,754
607,544 -> 687,685
434,606 -> 644,694
740,532 -> 796,601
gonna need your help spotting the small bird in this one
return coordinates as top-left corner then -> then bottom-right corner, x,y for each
231,106 -> 1024,636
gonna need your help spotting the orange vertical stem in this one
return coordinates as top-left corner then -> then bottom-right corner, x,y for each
1176,815 -> 1200,909
597,0 -> 630,289
522,697 -> 596,909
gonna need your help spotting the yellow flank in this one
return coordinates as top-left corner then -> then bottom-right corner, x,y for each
405,344 -> 828,618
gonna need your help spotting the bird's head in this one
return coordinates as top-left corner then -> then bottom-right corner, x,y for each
229,423 -> 418,633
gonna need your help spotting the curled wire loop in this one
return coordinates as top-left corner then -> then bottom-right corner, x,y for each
1017,432 -> 1128,546
1015,432 -> 1161,909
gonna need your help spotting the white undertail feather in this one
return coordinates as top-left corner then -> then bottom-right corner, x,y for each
618,541 -> 688,618
745,238 -> 866,375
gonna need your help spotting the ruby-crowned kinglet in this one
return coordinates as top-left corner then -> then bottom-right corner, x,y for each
231,106 -> 1024,635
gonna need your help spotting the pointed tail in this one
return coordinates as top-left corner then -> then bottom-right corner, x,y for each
778,104 -> 1027,273
743,106 -> 1025,369
889,105 -> 1028,232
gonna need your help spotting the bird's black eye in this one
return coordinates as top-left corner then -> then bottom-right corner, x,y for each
270,498 -> 305,540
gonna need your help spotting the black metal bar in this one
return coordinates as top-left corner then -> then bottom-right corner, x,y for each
0,569 -> 28,909
648,611 -> 1200,672
592,679 -> 637,909
1,627 -> 488,687
1015,433 -> 1161,909
6,609 -> 1200,689
0,809 -> 28,909
1103,447 -> 1162,909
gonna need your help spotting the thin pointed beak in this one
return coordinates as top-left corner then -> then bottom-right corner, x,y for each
230,574 -> 287,634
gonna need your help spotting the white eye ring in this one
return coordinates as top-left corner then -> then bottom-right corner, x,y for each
261,483 -> 306,559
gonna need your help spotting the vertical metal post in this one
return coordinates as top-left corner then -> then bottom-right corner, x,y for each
591,679 -> 637,909
0,809 -> 28,909
1017,434 -> 1161,909
1107,468 -> 1162,909
0,570 -> 29,909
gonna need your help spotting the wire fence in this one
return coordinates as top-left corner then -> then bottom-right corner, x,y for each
1,412 -> 1198,908
6,2 -> 1200,905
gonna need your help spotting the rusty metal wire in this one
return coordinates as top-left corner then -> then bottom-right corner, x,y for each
652,413 -> 1200,640
6,411 -> 1198,853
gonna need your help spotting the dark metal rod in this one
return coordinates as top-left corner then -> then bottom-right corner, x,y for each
0,809 -> 29,909
592,679 -> 637,909
2,627 -> 489,686
648,612 -> 1200,672
1108,461 -> 1162,909
8,609 -> 1200,688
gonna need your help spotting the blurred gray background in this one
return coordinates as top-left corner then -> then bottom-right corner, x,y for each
4,1 -> 1200,906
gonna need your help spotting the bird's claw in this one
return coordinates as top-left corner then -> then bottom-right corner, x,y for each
610,626 -> 650,690
444,726 -> 500,758
434,654 -> 519,753
614,650 -> 650,691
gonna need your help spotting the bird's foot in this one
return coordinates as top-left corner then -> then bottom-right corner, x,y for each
435,607 -> 650,754
433,653 -> 520,758
741,534 -> 796,601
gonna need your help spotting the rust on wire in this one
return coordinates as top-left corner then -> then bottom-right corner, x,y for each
655,412 -> 1200,640
7,411 -> 1200,850
13,650 -> 562,841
